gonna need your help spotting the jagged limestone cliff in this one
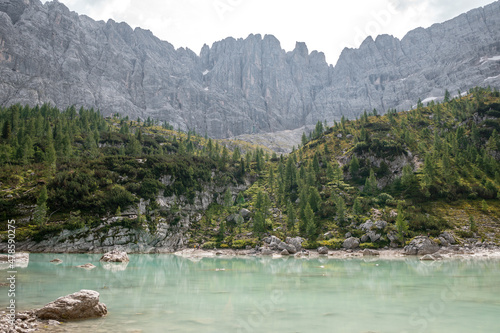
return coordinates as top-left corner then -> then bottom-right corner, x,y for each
0,0 -> 499,138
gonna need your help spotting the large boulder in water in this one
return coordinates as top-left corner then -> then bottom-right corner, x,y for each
403,236 -> 439,255
36,290 -> 107,320
100,249 -> 129,262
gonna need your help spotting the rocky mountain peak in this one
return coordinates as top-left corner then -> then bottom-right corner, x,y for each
0,0 -> 499,138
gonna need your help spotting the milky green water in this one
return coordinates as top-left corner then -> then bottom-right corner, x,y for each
1,254 -> 500,333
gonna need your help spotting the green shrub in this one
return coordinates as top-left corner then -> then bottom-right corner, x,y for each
317,238 -> 343,249
201,241 -> 216,249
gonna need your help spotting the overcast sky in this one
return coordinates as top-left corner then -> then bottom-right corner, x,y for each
46,0 -> 495,65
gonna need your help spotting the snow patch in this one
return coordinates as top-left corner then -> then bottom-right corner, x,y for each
203,70 -> 210,76
484,74 -> 500,81
480,55 -> 500,64
422,96 -> 439,104
204,87 -> 209,91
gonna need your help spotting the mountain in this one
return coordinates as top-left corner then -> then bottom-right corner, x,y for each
0,0 -> 499,138
1,87 -> 499,253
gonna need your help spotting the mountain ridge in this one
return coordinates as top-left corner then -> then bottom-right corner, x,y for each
0,0 -> 499,138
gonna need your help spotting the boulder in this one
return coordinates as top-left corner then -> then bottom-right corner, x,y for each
343,237 -> 360,250
100,249 -> 130,262
359,220 -> 373,232
36,290 -> 107,320
361,234 -> 369,243
286,237 -> 303,251
260,248 -> 274,256
278,242 -> 297,254
440,232 -> 456,245
280,249 -> 290,256
77,263 -> 96,270
0,252 -> 29,269
324,231 -> 334,240
239,208 -> 251,220
387,231 -> 399,243
403,236 -> 440,255
363,249 -> 380,256
50,258 -> 63,264
367,231 -> 381,243
317,246 -> 329,255
345,232 -> 352,238
374,220 -> 388,230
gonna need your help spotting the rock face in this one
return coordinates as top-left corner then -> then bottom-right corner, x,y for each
403,236 -> 440,255
0,0 -> 500,138
100,249 -> 130,262
36,290 -> 107,320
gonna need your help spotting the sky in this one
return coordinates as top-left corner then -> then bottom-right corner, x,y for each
45,0 -> 496,65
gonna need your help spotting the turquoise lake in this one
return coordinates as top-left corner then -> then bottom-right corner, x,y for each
1,254 -> 500,333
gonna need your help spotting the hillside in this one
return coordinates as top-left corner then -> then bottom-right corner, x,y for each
1,87 -> 500,251
0,0 -> 500,138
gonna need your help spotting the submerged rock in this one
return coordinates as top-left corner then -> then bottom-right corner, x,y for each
100,249 -> 130,262
36,290 -> 107,321
77,263 -> 96,270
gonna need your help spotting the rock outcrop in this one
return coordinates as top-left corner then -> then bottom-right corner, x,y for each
36,290 -> 107,321
100,249 -> 129,262
0,0 -> 499,138
403,236 -> 440,255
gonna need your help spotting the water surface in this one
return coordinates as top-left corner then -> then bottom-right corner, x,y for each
1,254 -> 499,332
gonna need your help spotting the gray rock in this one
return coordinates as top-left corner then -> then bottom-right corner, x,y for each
280,249 -> 290,256
362,249 -> 380,256
420,254 -> 436,261
359,220 -> 374,232
239,208 -> 251,220
345,232 -> 352,238
343,237 -> 360,250
0,0 -> 499,139
36,290 -> 107,320
374,220 -> 387,230
260,248 -> 274,256
403,236 -> 440,255
286,237 -> 303,251
361,234 -> 369,243
387,231 -> 399,243
367,231 -> 381,243
324,231 -> 334,239
317,246 -> 329,255
440,232 -> 456,245
76,263 -> 96,270
100,249 -> 130,262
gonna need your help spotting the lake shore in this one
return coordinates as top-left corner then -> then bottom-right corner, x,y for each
173,245 -> 500,260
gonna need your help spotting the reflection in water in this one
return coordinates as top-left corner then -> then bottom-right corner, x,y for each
0,254 -> 499,333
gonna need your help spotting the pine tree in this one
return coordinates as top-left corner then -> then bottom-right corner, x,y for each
286,200 -> 296,235
223,188 -> 233,207
395,202 -> 408,243
232,147 -> 241,162
336,196 -> 346,225
2,120 -> 11,140
33,186 -> 48,226
349,155 -> 359,179
301,132 -> 308,146
305,203 -> 316,239
353,197 -> 363,215
308,187 -> 321,212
